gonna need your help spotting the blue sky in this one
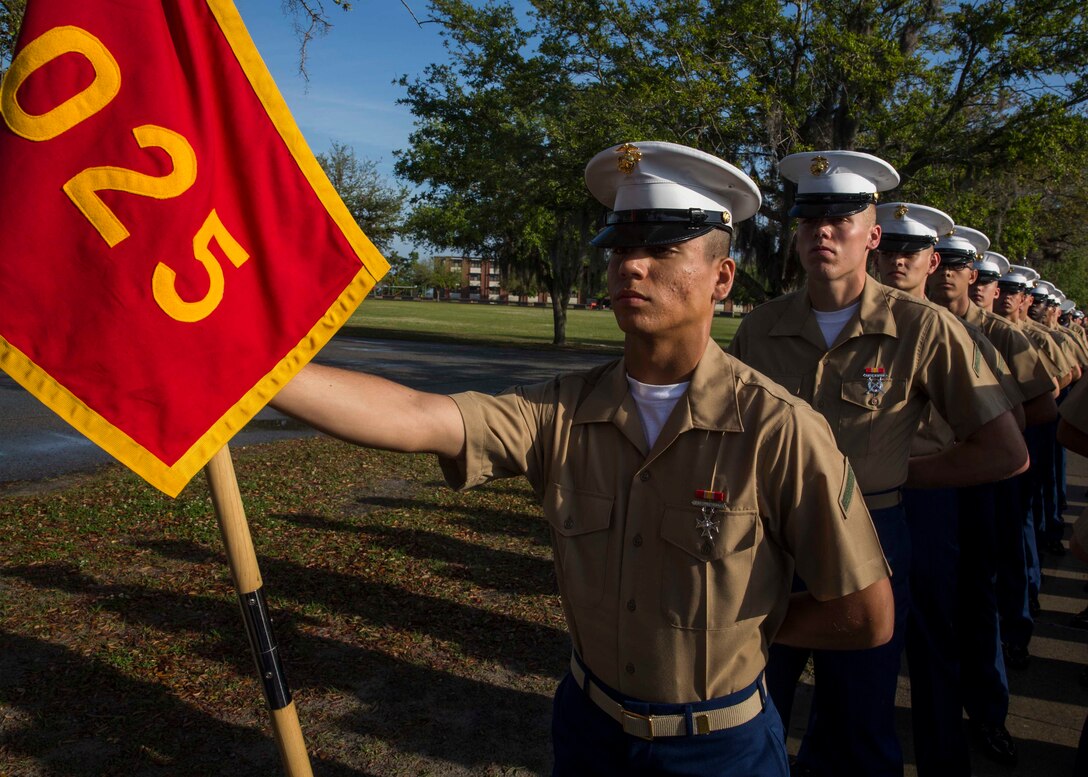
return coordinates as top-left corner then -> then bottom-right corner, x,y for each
233,1 -> 454,254
234,1 -> 445,178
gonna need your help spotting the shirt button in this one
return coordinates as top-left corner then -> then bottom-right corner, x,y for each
563,517 -> 574,530
633,534 -> 643,547
700,540 -> 714,555
639,471 -> 651,482
627,599 -> 636,612
626,663 -> 636,675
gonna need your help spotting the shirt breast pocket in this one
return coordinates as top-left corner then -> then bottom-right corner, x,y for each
659,506 -> 759,629
544,483 -> 615,608
838,379 -> 907,456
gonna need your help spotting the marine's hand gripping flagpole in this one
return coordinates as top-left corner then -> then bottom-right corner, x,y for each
206,444 -> 312,776
0,0 -> 389,770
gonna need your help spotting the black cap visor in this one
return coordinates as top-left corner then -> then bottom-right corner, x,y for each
590,209 -> 732,248
877,233 -> 937,253
997,281 -> 1025,293
974,271 -> 1000,283
936,249 -> 975,267
789,193 -> 876,219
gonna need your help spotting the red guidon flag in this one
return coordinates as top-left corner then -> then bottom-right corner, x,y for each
0,1 -> 389,496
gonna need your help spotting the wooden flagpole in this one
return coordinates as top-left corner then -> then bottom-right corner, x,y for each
204,443 -> 313,776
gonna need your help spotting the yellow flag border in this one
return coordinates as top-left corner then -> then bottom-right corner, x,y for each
0,0 -> 389,497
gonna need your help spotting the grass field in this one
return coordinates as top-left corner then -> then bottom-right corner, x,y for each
346,298 -> 743,349
0,440 -> 561,775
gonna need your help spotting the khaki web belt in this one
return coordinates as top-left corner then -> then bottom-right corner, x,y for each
568,654 -> 765,740
863,488 -> 903,511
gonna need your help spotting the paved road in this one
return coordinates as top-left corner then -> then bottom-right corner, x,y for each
0,336 -> 616,484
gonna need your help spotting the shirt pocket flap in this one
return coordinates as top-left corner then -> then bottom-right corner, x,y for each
660,506 -> 759,562
544,483 -> 614,537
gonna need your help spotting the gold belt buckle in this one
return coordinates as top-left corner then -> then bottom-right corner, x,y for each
621,709 -> 656,740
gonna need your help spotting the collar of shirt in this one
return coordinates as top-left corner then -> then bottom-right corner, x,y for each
573,340 -> 744,449
962,301 -> 986,328
768,276 -> 899,350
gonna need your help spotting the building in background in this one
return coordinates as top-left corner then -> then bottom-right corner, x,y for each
424,255 -> 749,313
432,255 -> 506,302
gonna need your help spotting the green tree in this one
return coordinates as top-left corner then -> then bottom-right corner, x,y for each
531,0 -> 1088,297
316,141 -> 408,254
382,250 -> 433,296
426,258 -> 463,300
314,0 -> 1088,309
395,0 -> 613,344
0,0 -> 26,78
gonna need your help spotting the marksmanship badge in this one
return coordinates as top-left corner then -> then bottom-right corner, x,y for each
864,366 -> 888,397
692,489 -> 727,543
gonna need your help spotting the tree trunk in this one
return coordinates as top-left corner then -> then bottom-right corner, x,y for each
550,280 -> 568,345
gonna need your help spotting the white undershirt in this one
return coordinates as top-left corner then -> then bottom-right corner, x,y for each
812,301 -> 860,349
626,376 -> 690,448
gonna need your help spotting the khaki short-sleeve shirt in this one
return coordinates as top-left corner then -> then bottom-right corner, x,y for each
1065,324 -> 1088,358
1060,377 -> 1088,433
729,279 -> 1012,493
911,317 -> 1022,457
964,305 -> 1055,402
1020,319 -> 1071,378
1058,325 -> 1088,366
1052,327 -> 1085,368
440,341 -> 889,703
966,321 -> 1023,407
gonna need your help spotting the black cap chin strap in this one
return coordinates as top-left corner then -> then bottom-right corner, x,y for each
604,208 -> 733,232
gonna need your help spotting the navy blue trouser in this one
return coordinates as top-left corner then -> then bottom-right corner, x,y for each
767,503 -> 910,777
1024,426 -> 1050,599
552,662 -> 789,776
1055,439 -> 1068,519
903,487 -> 969,776
1051,386 -> 1071,536
1027,420 -> 1053,561
995,473 -> 1034,650
957,482 -> 1010,729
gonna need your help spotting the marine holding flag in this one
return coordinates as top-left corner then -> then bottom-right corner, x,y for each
0,2 -> 391,771
271,140 -> 895,775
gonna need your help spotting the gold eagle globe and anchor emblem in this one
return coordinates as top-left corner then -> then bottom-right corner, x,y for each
809,155 -> 830,175
894,204 -> 909,219
615,143 -> 642,175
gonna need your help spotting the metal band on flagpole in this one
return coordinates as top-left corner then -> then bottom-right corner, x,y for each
205,444 -> 313,777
